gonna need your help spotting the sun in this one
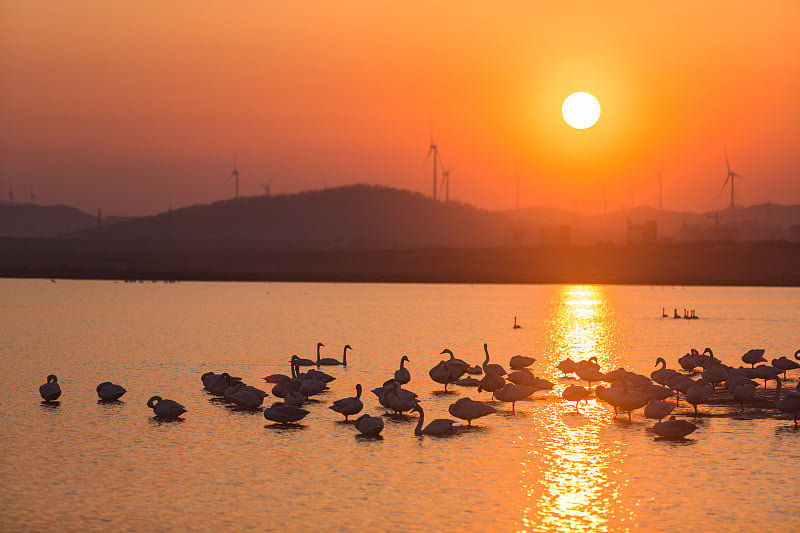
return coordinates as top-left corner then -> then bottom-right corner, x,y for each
562,92 -> 601,129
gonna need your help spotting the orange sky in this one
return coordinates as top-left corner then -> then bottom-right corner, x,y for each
1,1 -> 799,216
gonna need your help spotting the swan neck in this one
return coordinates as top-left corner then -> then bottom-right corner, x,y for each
355,384 -> 362,399
414,407 -> 424,435
483,346 -> 490,367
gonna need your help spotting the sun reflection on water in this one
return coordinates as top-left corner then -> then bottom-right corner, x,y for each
520,285 -> 631,532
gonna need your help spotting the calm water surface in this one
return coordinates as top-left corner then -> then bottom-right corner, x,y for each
1,280 -> 799,532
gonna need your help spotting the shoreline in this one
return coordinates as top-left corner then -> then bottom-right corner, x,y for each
2,239 -> 800,286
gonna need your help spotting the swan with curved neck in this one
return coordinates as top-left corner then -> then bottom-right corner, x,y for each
412,404 -> 455,436
482,344 -> 506,376
39,374 -> 62,402
329,384 -> 363,421
317,343 -> 350,366
773,377 -> 800,426
394,355 -> 411,385
147,395 -> 186,419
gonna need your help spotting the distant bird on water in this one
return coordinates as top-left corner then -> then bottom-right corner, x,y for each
412,404 -> 456,436
147,396 -> 186,420
653,416 -> 697,440
513,316 -> 522,329
317,343 -> 351,366
39,374 -> 61,402
329,384 -> 364,421
96,382 -> 126,402
448,397 -> 497,426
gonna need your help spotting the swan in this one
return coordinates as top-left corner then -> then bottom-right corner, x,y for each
429,361 -> 455,391
454,375 -> 481,387
509,355 -> 536,370
305,368 -> 336,383
753,365 -> 782,390
771,356 -> 800,380
562,385 -> 591,412
678,349 -> 701,372
556,358 -> 578,377
96,381 -> 126,402
481,344 -> 507,376
262,373 -> 291,384
575,364 -> 605,387
448,397 -> 497,425
394,355 -> 411,385
329,384 -> 364,421
284,381 -> 307,407
651,358 -> 679,387
263,402 -> 309,425
644,384 -> 675,402
644,400 -> 675,421
741,349 -> 767,368
290,353 -> 316,367
477,371 -> 506,399
39,374 -> 62,402
228,385 -> 268,409
466,365 -> 483,376
412,404 -> 456,436
653,416 -> 697,440
147,396 -> 186,419
493,383 -> 535,413
354,414 -> 384,438
441,349 -> 470,376
615,380 -> 648,421
685,380 -> 714,415
384,381 -> 419,415
507,369 -> 535,386
732,382 -> 756,412
513,316 -> 522,329
204,372 -> 241,396
317,343 -> 350,366
773,377 -> 800,426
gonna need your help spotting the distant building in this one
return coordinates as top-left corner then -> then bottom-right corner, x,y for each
626,219 -> 657,245
540,224 -> 571,246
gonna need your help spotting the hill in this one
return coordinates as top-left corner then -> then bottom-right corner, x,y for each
65,184 -> 524,249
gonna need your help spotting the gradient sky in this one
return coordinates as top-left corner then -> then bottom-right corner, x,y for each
1,1 -> 799,216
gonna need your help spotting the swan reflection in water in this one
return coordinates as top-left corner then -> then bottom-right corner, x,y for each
521,286 -> 631,532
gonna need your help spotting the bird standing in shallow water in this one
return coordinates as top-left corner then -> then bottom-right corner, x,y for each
39,375 -> 61,402
147,396 -> 186,419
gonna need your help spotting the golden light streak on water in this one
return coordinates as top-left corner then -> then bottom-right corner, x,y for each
520,285 -> 630,532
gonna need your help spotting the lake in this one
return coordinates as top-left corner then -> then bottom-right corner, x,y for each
1,279 -> 799,532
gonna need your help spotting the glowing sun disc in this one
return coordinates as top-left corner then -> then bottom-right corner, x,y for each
562,92 -> 601,129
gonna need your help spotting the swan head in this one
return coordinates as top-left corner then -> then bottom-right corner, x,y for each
702,347 -> 714,356
317,342 -> 324,348
440,349 -> 453,357
147,396 -> 162,408
655,357 -> 666,367
401,355 -> 409,363
46,374 -> 58,383
344,344 -> 352,351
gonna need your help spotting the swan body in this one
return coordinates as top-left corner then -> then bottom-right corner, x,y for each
39,374 -> 61,402
481,344 -> 507,376
644,400 -> 675,421
263,402 -> 309,425
494,383 -> 535,413
290,354 -> 316,367
97,381 -> 126,402
513,316 -> 522,329
466,365 -> 483,375
384,382 -> 419,415
653,416 -> 697,440
354,414 -> 384,438
228,385 -> 268,409
509,355 -> 536,370
557,358 -> 578,377
412,404 -> 456,436
441,349 -> 470,377
562,385 -> 591,411
774,377 -> 800,425
263,373 -> 291,384
204,372 -> 242,396
394,355 -> 411,385
742,349 -> 767,367
754,365 -> 782,389
283,381 -> 307,407
732,383 -> 756,412
685,380 -> 714,414
147,396 -> 186,419
477,372 -> 506,397
616,382 -> 649,421
329,384 -> 364,421
317,343 -> 350,366
771,357 -> 800,379
507,369 -> 535,386
448,397 -> 497,425
454,375 -> 481,387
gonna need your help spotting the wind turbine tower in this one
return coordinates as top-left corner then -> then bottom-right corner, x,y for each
720,147 -> 743,210
441,166 -> 453,203
258,177 -> 274,196
425,138 -> 439,200
8,187 -> 14,205
229,159 -> 239,200
658,173 -> 662,211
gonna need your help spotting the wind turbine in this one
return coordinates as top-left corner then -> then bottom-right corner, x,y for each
229,159 -> 239,200
258,177 -> 274,196
719,147 -> 743,210
440,165 -> 454,203
424,137 -> 439,200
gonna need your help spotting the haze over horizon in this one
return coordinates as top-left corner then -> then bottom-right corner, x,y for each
1,1 -> 799,217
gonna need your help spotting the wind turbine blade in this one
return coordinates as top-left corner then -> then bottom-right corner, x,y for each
724,146 -> 731,174
731,172 -> 744,179
717,175 -> 730,196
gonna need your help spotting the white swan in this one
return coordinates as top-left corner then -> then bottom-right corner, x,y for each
394,355 -> 411,385
39,374 -> 61,402
509,355 -> 536,370
412,404 -> 456,436
685,379 -> 713,415
228,385 -> 268,409
147,396 -> 186,419
494,383 -> 535,413
448,397 -> 497,425
644,400 -> 675,421
329,384 -> 364,421
290,353 -> 316,367
354,414 -> 384,438
96,381 -> 126,402
653,416 -> 697,440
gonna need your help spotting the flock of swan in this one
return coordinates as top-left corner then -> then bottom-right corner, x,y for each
38,340 -> 800,441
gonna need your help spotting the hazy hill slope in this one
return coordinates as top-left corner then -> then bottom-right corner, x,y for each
65,184 -> 522,248
0,204 -> 98,238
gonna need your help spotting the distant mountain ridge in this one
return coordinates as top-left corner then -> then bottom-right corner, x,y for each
3,184 -> 799,246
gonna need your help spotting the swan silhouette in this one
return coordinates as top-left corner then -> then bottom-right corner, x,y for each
653,416 -> 697,440
228,385 -> 268,409
290,353 -> 316,367
354,414 -> 384,438
412,404 -> 456,436
39,374 -> 61,402
263,402 -> 309,425
329,384 -> 364,421
394,355 -> 411,385
481,344 -> 507,376
317,343 -> 350,366
96,382 -> 126,402
448,397 -> 497,425
741,349 -> 767,368
773,377 -> 800,426
513,316 -> 522,329
509,355 -> 535,370
494,383 -> 535,413
732,382 -> 756,412
771,356 -> 800,380
685,380 -> 713,415
644,400 -> 675,421
147,396 -> 186,419
562,385 -> 591,412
